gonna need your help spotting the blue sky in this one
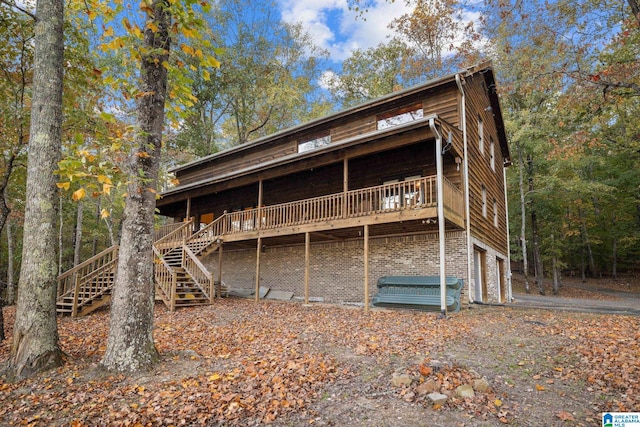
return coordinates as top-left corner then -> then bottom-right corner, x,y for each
277,0 -> 414,61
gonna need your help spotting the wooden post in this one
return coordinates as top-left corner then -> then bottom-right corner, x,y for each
304,232 -> 310,304
255,237 -> 262,302
170,271 -> 177,312
208,271 -> 214,304
257,180 -> 263,230
217,243 -> 223,299
71,272 -> 80,318
186,197 -> 191,222
363,224 -> 369,312
429,118 -> 447,317
343,158 -> 348,218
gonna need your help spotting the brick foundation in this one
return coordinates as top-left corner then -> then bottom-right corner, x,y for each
201,231 -> 501,305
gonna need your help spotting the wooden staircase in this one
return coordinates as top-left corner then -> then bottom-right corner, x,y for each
57,219 -> 226,317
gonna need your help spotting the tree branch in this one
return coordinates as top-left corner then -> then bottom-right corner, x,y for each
628,0 -> 640,26
0,0 -> 36,20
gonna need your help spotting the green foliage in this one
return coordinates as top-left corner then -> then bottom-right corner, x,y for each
171,0 -> 332,156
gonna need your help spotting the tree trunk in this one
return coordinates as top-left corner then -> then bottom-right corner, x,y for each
58,195 -> 64,276
612,237 -> 618,280
517,142 -> 530,293
7,0 -> 65,381
579,209 -> 596,276
7,220 -> 15,305
101,0 -> 171,373
629,0 -> 640,25
528,155 -> 545,295
73,202 -> 83,266
92,199 -> 101,256
0,298 -> 4,342
552,256 -> 560,295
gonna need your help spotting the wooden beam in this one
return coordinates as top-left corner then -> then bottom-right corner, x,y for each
257,180 -> 263,230
304,232 -> 310,304
309,231 -> 342,241
364,224 -> 369,313
185,197 -> 191,221
217,243 -> 223,299
343,158 -> 348,218
255,236 -> 262,303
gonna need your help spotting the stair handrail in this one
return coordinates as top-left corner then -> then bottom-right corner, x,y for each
60,256 -> 120,298
154,219 -> 194,249
186,214 -> 227,256
153,245 -> 179,305
182,244 -> 213,301
58,245 -> 119,298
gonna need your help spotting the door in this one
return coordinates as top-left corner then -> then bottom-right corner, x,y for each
497,257 -> 505,303
474,248 -> 487,302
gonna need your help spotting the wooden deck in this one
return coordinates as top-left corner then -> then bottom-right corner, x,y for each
57,174 -> 463,316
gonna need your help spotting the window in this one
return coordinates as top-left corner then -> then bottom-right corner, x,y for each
377,104 -> 423,130
481,185 -> 487,218
493,198 -> 498,227
478,117 -> 484,155
298,134 -> 331,153
490,138 -> 495,171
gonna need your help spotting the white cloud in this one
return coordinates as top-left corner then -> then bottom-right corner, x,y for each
278,0 -> 413,61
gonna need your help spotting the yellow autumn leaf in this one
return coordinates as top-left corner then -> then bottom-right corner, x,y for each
100,209 -> 110,219
181,27 -> 196,38
104,26 -> 114,37
494,399 -> 502,407
97,175 -> 112,185
87,9 -> 97,20
202,69 -> 210,81
57,182 -> 70,190
181,44 -> 195,55
136,151 -> 151,158
72,188 -> 86,201
206,56 -> 221,68
535,384 -> 545,391
103,183 -> 112,195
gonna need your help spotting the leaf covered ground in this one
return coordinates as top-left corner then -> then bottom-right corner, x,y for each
1,287 -> 639,426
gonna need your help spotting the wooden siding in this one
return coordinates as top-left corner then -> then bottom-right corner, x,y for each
422,86 -> 460,127
331,115 -> 377,143
464,73 -> 508,254
172,84 -> 461,191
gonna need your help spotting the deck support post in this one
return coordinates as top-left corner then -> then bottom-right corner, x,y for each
217,242 -> 223,299
255,237 -> 262,302
430,118 -> 447,318
304,232 -> 310,304
364,224 -> 369,312
343,158 -> 348,218
257,180 -> 263,230
186,197 -> 191,222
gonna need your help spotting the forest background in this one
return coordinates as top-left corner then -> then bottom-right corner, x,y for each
0,0 -> 638,311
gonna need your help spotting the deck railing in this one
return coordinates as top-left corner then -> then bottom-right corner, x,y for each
154,219 -> 193,254
57,245 -> 119,299
183,245 -> 213,301
218,175 -> 462,236
153,245 -> 178,311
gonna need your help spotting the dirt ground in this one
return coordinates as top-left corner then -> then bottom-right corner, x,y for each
1,275 -> 639,426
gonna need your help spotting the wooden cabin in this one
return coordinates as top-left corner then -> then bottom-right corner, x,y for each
56,61 -> 510,317
154,61 -> 512,311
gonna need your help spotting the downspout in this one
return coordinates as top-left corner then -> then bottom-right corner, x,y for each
455,74 -> 473,304
429,117 -> 447,318
503,165 -> 513,301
